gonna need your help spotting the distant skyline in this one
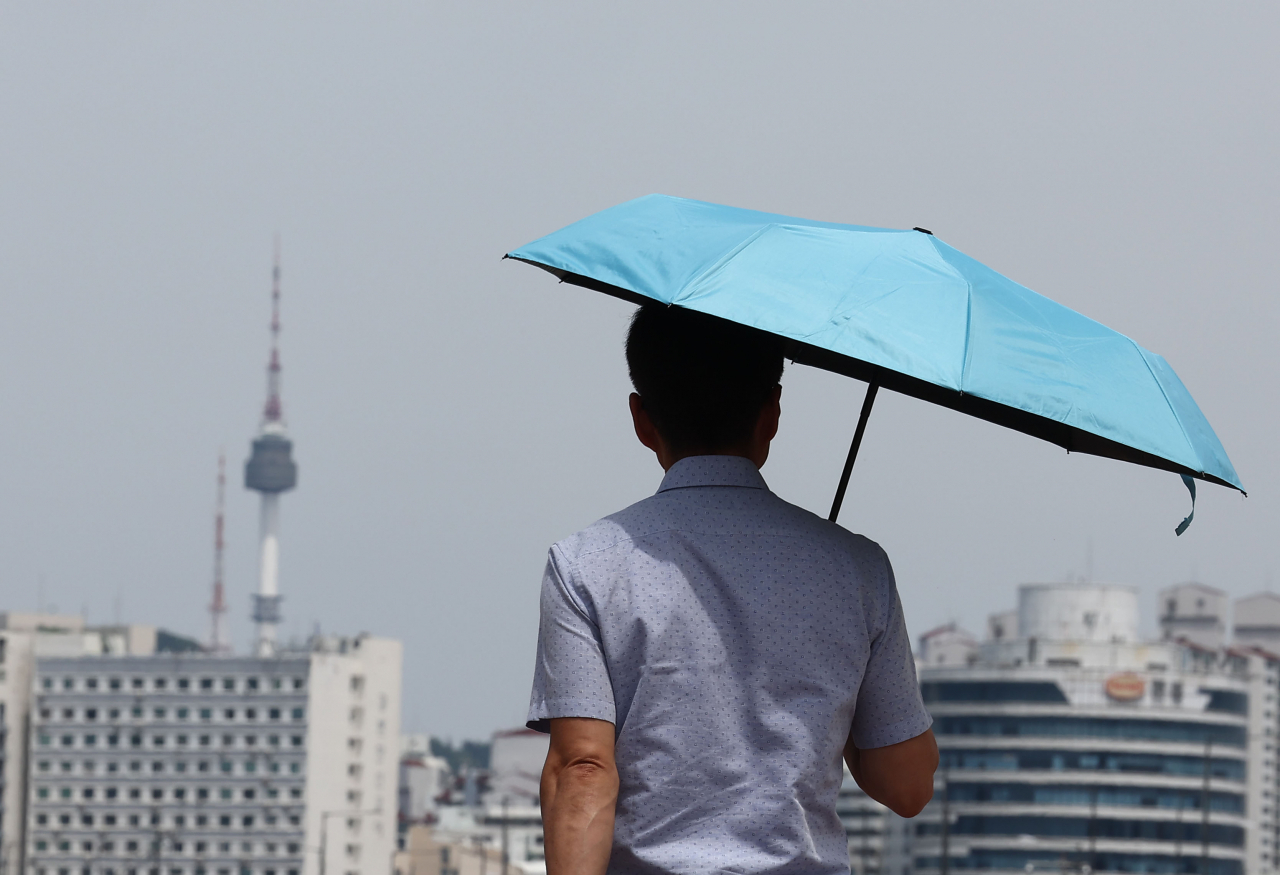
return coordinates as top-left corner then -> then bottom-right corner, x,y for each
1,3 -> 1276,738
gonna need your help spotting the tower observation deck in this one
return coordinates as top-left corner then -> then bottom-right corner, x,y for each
245,244 -> 297,656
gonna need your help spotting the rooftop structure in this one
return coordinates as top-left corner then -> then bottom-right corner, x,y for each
1160,582 -> 1229,650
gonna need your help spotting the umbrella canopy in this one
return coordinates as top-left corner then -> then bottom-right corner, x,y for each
507,195 -> 1244,528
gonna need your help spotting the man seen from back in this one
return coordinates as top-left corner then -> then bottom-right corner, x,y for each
528,304 -> 938,875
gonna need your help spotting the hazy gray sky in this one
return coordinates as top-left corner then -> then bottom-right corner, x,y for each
1,3 -> 1276,738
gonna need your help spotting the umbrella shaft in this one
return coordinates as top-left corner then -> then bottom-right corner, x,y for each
828,382 -> 879,523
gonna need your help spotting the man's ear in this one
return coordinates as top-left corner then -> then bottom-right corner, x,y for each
758,385 -> 782,443
629,393 -> 662,454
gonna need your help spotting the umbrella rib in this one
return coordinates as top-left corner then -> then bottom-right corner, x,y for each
1127,336 -> 1214,486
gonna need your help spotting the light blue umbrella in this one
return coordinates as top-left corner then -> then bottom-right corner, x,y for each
507,195 -> 1244,533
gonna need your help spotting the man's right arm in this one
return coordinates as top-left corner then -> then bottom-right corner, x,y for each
542,717 -> 618,875
844,727 -> 938,817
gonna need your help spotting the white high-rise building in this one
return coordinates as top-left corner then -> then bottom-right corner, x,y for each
915,584 -> 1255,875
24,634 -> 401,875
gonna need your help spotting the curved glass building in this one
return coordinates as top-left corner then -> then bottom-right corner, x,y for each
913,585 -> 1253,875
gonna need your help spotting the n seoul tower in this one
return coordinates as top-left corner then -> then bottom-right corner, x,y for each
243,242 -> 298,657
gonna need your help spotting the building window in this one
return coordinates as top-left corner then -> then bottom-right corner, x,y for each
268,709 -> 281,721
224,709 -> 236,720
223,678 -> 236,692
293,678 -> 304,690
177,708 -> 189,720
199,735 -> 211,746
200,678 -> 213,690
197,789 -> 209,801
109,678 -> 121,690
61,735 -> 75,747
242,816 -> 255,828
178,678 -> 190,690
291,736 -> 303,747
177,735 -> 189,746
245,709 -> 257,721
106,787 -> 118,799
199,709 -> 212,721
85,734 -> 97,747
132,678 -> 145,690
247,678 -> 259,691
154,708 -> 167,719
86,708 -> 98,721
63,678 -> 75,690
292,709 -> 305,721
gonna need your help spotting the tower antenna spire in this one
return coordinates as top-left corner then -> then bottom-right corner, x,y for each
244,237 -> 298,657
209,451 -> 230,653
263,235 -> 283,423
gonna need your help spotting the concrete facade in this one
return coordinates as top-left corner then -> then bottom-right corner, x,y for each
23,635 -> 400,875
916,584 -> 1254,875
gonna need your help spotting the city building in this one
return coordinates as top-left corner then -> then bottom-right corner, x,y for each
1233,593 -> 1280,654
24,634 -> 401,875
398,738 -> 450,831
1160,583 -> 1229,650
915,584 -> 1253,875
2,614 -> 178,875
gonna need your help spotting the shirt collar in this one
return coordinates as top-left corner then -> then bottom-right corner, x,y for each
656,455 -> 768,493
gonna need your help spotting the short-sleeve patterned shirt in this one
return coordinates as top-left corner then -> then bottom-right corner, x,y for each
528,455 -> 931,875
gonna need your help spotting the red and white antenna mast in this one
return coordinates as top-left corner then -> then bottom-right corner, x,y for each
209,451 -> 230,653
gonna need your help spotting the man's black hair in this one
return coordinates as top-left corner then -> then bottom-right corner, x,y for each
625,304 -> 785,453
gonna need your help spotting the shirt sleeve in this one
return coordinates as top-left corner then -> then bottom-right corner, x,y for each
526,545 -> 617,733
850,550 -> 933,749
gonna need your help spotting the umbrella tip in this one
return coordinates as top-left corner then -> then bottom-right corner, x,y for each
912,227 -> 934,236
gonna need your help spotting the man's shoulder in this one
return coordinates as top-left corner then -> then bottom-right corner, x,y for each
551,487 -> 888,567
